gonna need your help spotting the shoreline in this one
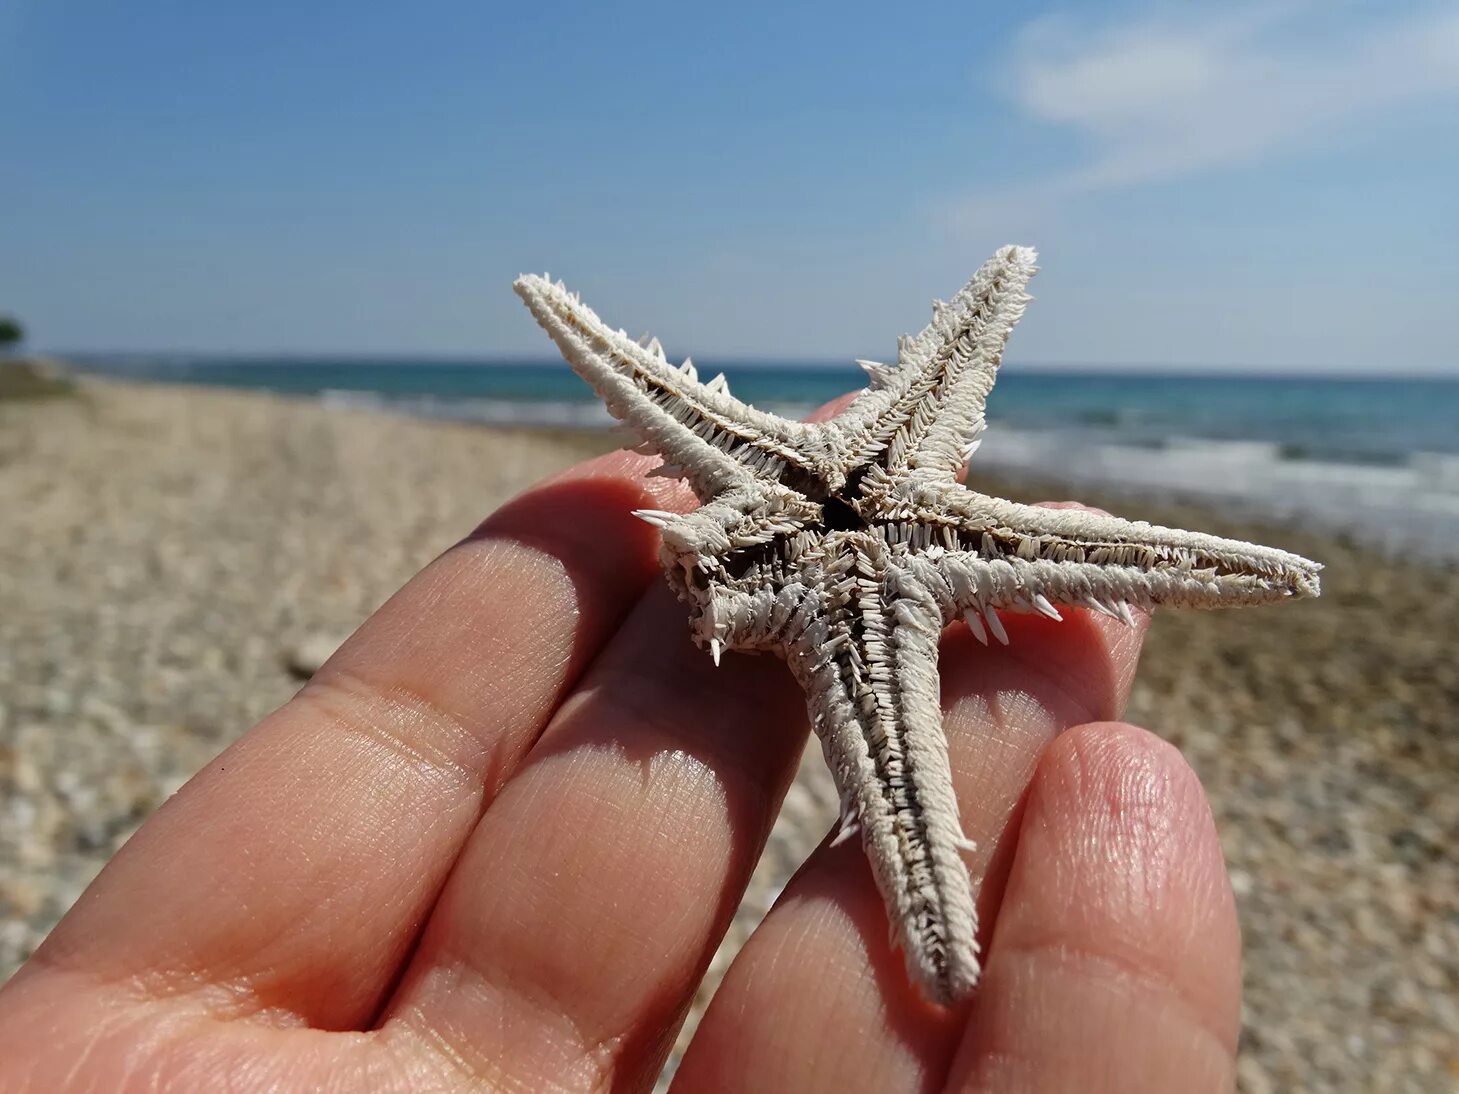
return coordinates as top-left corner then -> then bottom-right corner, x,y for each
82,371 -> 1459,564
971,426 -> 1459,565
3,378 -> 1455,1088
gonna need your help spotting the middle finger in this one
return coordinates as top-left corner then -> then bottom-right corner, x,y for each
377,583 -> 810,1089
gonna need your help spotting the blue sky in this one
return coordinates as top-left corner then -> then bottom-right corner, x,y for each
2,1 -> 1456,371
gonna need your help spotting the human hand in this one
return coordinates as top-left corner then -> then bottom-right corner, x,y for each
0,445 -> 1241,1092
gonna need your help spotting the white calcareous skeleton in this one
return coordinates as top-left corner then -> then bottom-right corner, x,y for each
514,246 -> 1322,1006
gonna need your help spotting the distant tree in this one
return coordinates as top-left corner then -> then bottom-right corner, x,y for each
0,315 -> 22,355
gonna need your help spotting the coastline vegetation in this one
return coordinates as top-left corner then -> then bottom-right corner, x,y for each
0,314 -> 76,401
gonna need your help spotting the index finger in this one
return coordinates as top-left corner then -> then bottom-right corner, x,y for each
13,449 -> 689,1030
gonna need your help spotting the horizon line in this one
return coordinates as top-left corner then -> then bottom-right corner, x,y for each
51,349 -> 1459,382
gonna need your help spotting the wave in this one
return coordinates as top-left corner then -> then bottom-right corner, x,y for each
970,429 -> 1459,563
321,389 -> 617,428
67,362 -> 1459,560
322,389 -> 1459,561
318,390 -> 826,430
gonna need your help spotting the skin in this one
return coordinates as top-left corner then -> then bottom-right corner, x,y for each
0,430 -> 1242,1093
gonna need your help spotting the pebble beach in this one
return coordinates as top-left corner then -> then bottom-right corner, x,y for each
2,379 -> 1455,1091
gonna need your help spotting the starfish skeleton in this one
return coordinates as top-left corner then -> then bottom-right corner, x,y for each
514,246 -> 1322,1005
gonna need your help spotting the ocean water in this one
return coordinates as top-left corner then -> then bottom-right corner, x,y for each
70,355 -> 1459,558
70,356 -> 1459,465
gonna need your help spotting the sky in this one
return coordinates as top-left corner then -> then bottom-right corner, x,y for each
2,0 -> 1457,372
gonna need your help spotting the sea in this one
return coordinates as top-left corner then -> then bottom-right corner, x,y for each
69,355 -> 1459,561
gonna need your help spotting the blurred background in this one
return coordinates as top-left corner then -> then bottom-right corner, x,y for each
2,2 -> 1456,1089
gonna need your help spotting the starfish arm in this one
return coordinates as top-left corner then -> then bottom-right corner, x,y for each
827,245 -> 1037,482
900,486 -> 1322,627
514,274 -> 829,499
787,537 -> 980,1005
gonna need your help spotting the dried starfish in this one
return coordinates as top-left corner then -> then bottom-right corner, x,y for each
514,246 -> 1321,1005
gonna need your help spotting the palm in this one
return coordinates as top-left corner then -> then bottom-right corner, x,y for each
0,442 -> 1241,1092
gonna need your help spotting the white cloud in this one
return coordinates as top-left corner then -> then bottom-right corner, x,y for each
952,2 -> 1459,227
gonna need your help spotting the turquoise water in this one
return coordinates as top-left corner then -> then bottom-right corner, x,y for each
71,356 -> 1459,466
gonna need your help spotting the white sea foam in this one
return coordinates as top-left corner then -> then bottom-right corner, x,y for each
321,390 -> 619,428
321,391 -> 828,430
318,389 -> 1458,562
973,428 -> 1459,562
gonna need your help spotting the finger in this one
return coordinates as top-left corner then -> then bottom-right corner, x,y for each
375,581 -> 809,1089
365,389 -> 853,1082
947,722 -> 1241,1092
18,449 -> 690,1028
675,583 -> 1150,1092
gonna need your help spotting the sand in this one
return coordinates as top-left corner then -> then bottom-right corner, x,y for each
2,379 -> 1455,1091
